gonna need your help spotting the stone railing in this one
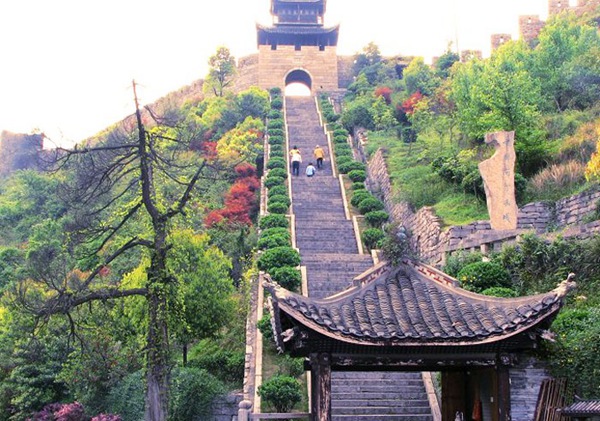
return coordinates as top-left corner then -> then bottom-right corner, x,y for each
364,146 -> 600,267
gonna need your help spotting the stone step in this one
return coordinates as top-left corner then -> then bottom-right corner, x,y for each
332,392 -> 428,400
332,416 -> 432,421
332,406 -> 432,416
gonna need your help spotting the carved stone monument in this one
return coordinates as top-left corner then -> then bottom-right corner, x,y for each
478,131 -> 518,230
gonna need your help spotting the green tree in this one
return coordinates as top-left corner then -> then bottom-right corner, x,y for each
532,13 -> 600,112
403,57 -> 440,96
15,82 -> 216,421
205,46 -> 236,97
167,230 -> 236,365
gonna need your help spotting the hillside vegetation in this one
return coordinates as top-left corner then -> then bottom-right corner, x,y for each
0,47 -> 269,420
335,10 -> 600,398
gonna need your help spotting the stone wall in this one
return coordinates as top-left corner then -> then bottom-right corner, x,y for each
209,393 -> 242,421
234,54 -> 260,94
510,357 -> 552,421
257,45 -> 339,92
0,131 -> 44,178
366,146 -> 600,267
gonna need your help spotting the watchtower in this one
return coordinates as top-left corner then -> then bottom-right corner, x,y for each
256,0 -> 340,93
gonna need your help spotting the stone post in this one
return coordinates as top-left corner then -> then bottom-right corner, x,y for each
478,131 -> 518,230
237,399 -> 252,421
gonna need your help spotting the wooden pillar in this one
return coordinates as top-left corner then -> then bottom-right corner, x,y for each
497,366 -> 511,421
442,371 -> 466,420
310,352 -> 331,421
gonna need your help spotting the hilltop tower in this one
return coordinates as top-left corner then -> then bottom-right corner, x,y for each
256,0 -> 340,93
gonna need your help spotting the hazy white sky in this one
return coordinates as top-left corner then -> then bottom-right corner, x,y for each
0,0 -> 551,147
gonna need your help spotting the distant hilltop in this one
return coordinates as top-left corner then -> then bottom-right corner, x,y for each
0,131 -> 44,178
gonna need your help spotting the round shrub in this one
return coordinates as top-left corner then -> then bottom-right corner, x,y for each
269,145 -> 284,156
268,168 -> 288,180
365,210 -> 389,227
269,194 -> 291,207
257,246 -> 301,271
268,185 -> 288,198
267,157 -> 286,170
259,214 -> 289,229
269,87 -> 282,96
358,197 -> 385,214
336,155 -> 353,167
264,175 -> 285,188
258,375 -> 302,413
190,349 -> 245,385
333,128 -> 349,137
268,109 -> 282,119
267,202 -> 288,214
333,135 -> 349,144
267,128 -> 284,137
271,97 -> 283,110
269,119 -> 284,129
457,261 -> 512,292
269,266 -> 302,291
352,182 -> 366,190
335,149 -> 353,159
348,169 -> 367,182
260,227 -> 290,239
480,287 -> 518,298
334,143 -> 352,154
350,190 -> 372,207
268,135 -> 284,145
170,367 -> 226,420
338,160 -> 366,174
107,371 -> 144,420
257,233 -> 290,249
362,228 -> 385,250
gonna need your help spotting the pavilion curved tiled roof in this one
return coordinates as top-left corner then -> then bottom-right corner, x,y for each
256,24 -> 340,35
266,262 -> 575,351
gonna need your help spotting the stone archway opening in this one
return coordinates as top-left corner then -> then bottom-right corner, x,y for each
285,69 -> 312,97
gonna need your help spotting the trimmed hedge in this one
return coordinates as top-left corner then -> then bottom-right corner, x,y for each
264,175 -> 285,188
257,246 -> 301,272
358,197 -> 385,214
267,202 -> 288,214
338,161 -> 366,174
268,135 -> 284,145
269,87 -> 282,96
457,262 -> 512,292
335,155 -> 353,167
362,228 -> 385,249
352,182 -> 366,190
269,266 -> 302,291
365,210 -> 389,227
259,214 -> 289,229
267,157 -> 286,170
269,145 -> 284,156
268,110 -> 282,119
333,135 -> 348,144
268,185 -> 288,198
271,97 -> 283,110
268,168 -> 288,180
268,194 -> 291,207
333,128 -> 349,137
260,227 -> 291,239
268,119 -> 284,129
348,169 -> 367,182
350,190 -> 372,207
257,233 -> 291,249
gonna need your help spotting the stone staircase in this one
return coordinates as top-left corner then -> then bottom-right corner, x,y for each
285,96 -> 434,421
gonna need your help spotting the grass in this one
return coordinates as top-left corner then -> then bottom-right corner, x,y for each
365,130 -> 490,227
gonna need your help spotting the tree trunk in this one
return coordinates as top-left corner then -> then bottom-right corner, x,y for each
144,225 -> 171,421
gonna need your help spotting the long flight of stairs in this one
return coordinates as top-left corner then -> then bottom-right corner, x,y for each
285,96 -> 434,420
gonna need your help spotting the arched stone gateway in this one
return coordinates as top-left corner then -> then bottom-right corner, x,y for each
284,69 -> 312,96
285,69 -> 312,90
256,0 -> 340,93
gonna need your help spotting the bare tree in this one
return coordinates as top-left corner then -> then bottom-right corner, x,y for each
17,81 -> 216,420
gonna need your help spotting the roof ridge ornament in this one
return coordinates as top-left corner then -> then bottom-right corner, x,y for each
553,272 -> 577,299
